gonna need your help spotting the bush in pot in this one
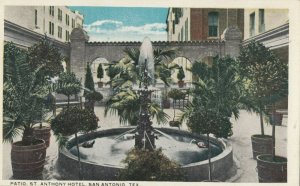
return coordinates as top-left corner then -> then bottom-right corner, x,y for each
177,66 -> 185,88
3,42 -> 50,179
180,56 -> 244,181
168,89 -> 185,127
238,41 -> 288,160
51,106 -> 99,180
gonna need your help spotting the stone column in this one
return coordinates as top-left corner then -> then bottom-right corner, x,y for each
70,28 -> 89,83
221,26 -> 242,58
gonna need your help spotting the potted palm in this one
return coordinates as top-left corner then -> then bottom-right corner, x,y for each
3,42 -> 50,179
51,107 -> 99,180
97,63 -> 104,88
168,89 -> 185,127
177,67 -> 185,88
180,56 -> 243,181
238,41 -> 288,160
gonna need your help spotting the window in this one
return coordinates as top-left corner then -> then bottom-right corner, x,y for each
66,14 -> 69,26
49,22 -> 54,35
208,12 -> 219,37
250,12 -> 255,37
185,18 -> 188,41
65,30 -> 70,41
72,18 -> 75,28
259,9 -> 265,33
34,9 -> 38,26
49,6 -> 54,16
58,9 -> 62,21
58,26 -> 62,38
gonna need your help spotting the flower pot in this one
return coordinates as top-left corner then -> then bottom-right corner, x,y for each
98,82 -> 103,88
256,154 -> 287,183
11,139 -> 47,179
251,134 -> 272,160
169,121 -> 180,127
162,99 -> 171,108
268,112 -> 283,126
178,80 -> 185,88
33,126 -> 51,148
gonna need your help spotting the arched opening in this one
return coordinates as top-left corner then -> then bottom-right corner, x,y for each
90,58 -> 110,89
170,57 -> 193,88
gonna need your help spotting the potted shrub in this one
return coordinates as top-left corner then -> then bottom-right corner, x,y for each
97,63 -> 104,88
3,42 -> 50,179
118,148 -> 186,181
56,72 -> 82,108
238,41 -> 288,160
168,89 -> 185,127
27,36 -> 64,148
85,91 -> 103,112
180,56 -> 244,181
177,66 -> 185,88
51,107 -> 99,180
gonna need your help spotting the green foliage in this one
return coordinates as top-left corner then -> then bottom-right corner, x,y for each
85,91 -> 103,102
168,89 -> 186,100
118,148 -> 186,181
181,56 -> 244,138
56,72 -> 81,98
238,41 -> 288,111
97,64 -> 104,81
27,36 -> 64,80
84,64 -> 95,95
105,89 -> 169,126
177,66 -> 185,81
3,42 -> 49,144
51,107 -> 99,138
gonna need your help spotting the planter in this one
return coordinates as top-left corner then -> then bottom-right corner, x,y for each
251,135 -> 272,160
268,112 -> 283,126
169,121 -> 181,127
256,154 -> 287,183
11,139 -> 47,179
98,82 -> 103,88
162,99 -> 171,108
178,80 -> 185,88
33,126 -> 51,148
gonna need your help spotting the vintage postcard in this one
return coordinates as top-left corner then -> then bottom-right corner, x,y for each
0,0 -> 299,186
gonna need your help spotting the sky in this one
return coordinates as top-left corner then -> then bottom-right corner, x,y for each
69,7 -> 169,42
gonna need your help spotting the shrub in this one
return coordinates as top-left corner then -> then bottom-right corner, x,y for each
84,64 -> 95,95
97,64 -> 104,81
177,67 -> 185,81
118,148 -> 186,181
168,89 -> 185,100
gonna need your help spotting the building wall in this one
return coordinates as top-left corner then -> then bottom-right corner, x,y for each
244,9 -> 288,40
5,6 -> 84,43
167,8 -> 244,41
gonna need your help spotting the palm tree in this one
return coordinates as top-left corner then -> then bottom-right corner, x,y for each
180,56 -> 245,181
105,47 -> 176,126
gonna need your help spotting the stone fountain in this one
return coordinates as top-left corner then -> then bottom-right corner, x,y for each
57,37 -> 235,181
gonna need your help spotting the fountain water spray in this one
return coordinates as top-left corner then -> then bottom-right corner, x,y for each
135,37 -> 156,150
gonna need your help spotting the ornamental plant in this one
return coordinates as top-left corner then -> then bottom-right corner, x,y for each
51,107 -> 99,180
238,41 -> 288,136
180,56 -> 244,181
97,64 -> 104,82
118,148 -> 186,181
56,72 -> 82,107
177,66 -> 185,81
27,35 -> 64,81
84,63 -> 95,95
3,42 -> 49,144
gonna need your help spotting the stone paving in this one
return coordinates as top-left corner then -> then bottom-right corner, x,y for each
2,106 -> 287,182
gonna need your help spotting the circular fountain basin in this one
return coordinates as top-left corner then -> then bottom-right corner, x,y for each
57,127 -> 234,181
